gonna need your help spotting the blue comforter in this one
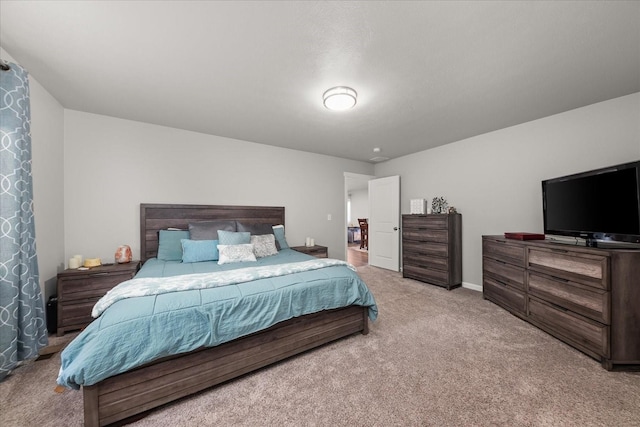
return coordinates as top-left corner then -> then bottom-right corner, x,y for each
57,249 -> 377,389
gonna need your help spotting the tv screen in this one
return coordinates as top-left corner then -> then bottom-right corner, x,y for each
542,161 -> 640,246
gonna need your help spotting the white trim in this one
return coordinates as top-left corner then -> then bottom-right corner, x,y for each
462,281 -> 482,292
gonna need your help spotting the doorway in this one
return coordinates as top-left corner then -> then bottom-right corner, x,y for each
345,173 -> 373,267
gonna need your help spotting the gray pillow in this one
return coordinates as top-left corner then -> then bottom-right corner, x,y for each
188,220 -> 236,240
236,222 -> 274,236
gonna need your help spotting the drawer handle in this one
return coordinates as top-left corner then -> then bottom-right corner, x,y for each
494,278 -> 509,287
549,248 -> 568,254
546,299 -> 569,312
89,272 -> 110,277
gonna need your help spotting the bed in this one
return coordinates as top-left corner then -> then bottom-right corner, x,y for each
57,203 -> 377,426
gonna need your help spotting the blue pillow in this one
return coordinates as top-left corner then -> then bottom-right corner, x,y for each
217,230 -> 251,245
181,239 -> 219,263
157,230 -> 190,261
272,225 -> 289,249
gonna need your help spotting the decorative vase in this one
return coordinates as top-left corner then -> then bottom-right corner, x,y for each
115,245 -> 132,263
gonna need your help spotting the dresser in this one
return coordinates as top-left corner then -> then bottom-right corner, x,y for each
402,213 -> 462,290
56,261 -> 140,336
482,236 -> 640,370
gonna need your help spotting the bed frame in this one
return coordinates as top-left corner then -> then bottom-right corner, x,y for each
82,203 -> 369,426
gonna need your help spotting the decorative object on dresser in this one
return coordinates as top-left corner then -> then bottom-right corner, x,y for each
114,244 -> 132,263
56,261 -> 140,336
504,232 -> 545,240
482,235 -> 640,370
82,258 -> 101,268
291,244 -> 328,258
431,196 -> 448,214
402,213 -> 462,290
410,198 -> 426,214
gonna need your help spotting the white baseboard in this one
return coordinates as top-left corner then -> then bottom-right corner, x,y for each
462,281 -> 482,292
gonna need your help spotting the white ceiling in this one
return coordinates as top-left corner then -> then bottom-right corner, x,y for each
1,1 -> 639,163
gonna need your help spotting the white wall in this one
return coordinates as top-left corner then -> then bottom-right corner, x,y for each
348,189 -> 369,227
1,48 -> 65,300
375,93 -> 640,288
63,110 -> 374,262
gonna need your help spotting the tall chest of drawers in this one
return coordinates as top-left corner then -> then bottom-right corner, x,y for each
482,235 -> 640,370
402,213 -> 462,290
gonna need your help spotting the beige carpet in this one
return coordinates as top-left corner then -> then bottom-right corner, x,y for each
1,265 -> 639,426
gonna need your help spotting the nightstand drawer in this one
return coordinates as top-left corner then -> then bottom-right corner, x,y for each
59,301 -> 97,329
59,272 -> 132,302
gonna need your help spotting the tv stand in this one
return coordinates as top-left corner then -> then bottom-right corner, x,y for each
483,235 -> 640,371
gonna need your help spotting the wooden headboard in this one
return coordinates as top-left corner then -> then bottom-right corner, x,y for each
140,204 -> 285,263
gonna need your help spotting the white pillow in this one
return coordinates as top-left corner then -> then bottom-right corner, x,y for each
217,244 -> 257,265
251,234 -> 278,258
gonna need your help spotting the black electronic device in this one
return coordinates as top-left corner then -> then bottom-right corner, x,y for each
542,160 -> 640,247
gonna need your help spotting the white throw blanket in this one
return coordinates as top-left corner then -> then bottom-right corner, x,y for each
92,259 -> 355,318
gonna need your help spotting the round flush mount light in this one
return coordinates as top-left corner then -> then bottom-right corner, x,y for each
323,86 -> 357,111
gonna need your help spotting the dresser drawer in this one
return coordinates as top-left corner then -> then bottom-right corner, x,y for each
404,253 -> 448,271
528,296 -> 609,358
482,238 -> 525,267
528,272 -> 609,324
483,257 -> 526,291
402,229 -> 448,243
528,248 -> 608,289
403,241 -> 447,257
403,264 -> 449,286
483,276 -> 526,316
403,215 -> 447,230
59,271 -> 133,303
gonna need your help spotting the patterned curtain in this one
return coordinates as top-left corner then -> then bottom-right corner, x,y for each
0,62 -> 48,381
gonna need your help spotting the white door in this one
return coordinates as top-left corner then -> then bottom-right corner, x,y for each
368,175 -> 400,271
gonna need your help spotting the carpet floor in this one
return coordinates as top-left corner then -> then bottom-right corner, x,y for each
1,265 -> 639,426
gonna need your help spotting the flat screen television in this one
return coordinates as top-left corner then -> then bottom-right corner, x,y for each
542,160 -> 640,247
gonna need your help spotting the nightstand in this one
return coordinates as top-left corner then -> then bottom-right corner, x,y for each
291,245 -> 328,258
56,261 -> 140,336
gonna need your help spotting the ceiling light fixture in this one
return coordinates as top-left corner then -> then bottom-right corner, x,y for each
323,86 -> 357,111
